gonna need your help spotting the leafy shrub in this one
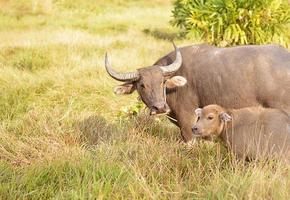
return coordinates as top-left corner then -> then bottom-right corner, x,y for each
171,0 -> 290,47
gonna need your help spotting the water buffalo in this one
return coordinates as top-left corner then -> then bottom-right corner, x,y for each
105,43 -> 290,142
192,105 -> 290,163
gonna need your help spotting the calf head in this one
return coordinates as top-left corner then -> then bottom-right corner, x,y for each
192,105 -> 232,137
105,43 -> 187,115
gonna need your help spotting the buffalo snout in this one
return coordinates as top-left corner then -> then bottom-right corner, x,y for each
150,102 -> 170,115
192,125 -> 202,135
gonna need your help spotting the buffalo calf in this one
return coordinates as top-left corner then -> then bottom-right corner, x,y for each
192,105 -> 290,163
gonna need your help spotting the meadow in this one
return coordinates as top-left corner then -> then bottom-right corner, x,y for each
0,0 -> 290,199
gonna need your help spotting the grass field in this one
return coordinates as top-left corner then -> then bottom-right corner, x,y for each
0,0 -> 290,199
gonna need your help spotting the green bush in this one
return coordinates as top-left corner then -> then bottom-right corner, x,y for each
171,0 -> 290,47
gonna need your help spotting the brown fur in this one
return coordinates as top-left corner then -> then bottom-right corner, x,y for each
192,105 -> 290,163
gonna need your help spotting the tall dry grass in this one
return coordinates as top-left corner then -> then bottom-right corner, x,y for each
0,0 -> 289,199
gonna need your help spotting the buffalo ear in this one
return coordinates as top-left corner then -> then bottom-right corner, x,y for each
194,108 -> 202,117
114,83 -> 136,95
165,76 -> 187,89
220,112 -> 232,122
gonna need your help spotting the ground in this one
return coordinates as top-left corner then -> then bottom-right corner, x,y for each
0,0 -> 290,199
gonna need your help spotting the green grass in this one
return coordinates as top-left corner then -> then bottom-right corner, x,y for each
0,0 -> 290,199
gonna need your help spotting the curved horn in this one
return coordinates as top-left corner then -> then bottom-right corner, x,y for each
160,42 -> 182,75
105,53 -> 139,82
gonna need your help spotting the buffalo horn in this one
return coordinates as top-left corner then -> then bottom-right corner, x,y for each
105,53 -> 139,82
160,42 -> 182,75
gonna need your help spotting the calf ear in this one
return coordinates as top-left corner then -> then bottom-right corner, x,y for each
194,108 -> 202,117
220,112 -> 232,122
114,83 -> 136,95
165,76 -> 187,89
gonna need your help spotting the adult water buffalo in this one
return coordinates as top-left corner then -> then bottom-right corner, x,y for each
105,43 -> 290,142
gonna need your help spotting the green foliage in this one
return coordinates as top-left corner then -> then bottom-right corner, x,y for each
171,0 -> 290,46
117,100 -> 145,120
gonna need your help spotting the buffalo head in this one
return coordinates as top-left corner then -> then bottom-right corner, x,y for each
192,105 -> 232,137
105,43 -> 187,115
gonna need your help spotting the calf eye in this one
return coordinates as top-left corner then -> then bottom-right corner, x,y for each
207,116 -> 214,120
140,84 -> 145,88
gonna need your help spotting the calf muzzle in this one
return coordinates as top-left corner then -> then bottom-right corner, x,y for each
192,125 -> 202,136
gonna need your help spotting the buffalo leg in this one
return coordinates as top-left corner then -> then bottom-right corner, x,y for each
177,112 -> 196,142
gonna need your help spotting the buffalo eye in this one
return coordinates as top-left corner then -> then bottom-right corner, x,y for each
207,115 -> 214,120
140,83 -> 145,89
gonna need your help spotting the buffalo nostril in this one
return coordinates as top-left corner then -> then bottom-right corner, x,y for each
154,106 -> 162,110
192,126 -> 199,132
153,102 -> 166,111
